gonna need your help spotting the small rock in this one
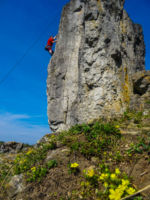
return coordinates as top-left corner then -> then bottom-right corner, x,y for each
79,194 -> 83,199
91,157 -> 99,164
67,191 -> 71,197
0,142 -> 24,153
56,141 -> 64,148
6,175 -> 24,198
46,148 -> 70,161
143,110 -> 149,116
36,134 -> 51,145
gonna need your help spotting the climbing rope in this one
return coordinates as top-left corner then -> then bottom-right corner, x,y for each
0,9 -> 61,86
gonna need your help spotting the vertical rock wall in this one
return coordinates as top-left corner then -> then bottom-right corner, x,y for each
47,0 -> 145,132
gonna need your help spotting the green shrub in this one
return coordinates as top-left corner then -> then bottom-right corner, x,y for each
47,160 -> 58,169
127,137 -> 150,155
0,163 -> 10,183
58,121 -> 121,158
13,141 -> 56,175
26,166 -> 47,182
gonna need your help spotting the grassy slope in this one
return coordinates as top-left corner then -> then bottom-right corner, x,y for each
0,109 -> 150,200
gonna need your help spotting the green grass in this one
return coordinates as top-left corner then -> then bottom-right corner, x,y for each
127,137 -> 150,155
0,111 -> 149,199
121,109 -> 143,124
13,141 -> 56,175
47,160 -> 58,169
57,121 -> 121,159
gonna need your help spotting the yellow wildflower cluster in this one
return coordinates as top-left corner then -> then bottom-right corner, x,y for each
85,169 -> 95,177
70,163 -> 79,168
109,179 -> 135,200
99,173 -> 109,181
31,166 -> 36,173
26,149 -> 34,155
115,168 -> 120,175
97,168 -> 135,200
104,182 -> 108,188
110,173 -> 117,181
122,179 -> 129,186
109,188 -> 123,200
126,187 -> 136,195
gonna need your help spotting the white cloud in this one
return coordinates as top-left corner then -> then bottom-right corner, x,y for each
0,112 -> 50,144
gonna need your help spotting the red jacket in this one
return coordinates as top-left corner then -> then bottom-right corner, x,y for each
47,37 -> 54,47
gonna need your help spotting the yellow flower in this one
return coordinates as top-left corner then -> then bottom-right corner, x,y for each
87,169 -> 94,177
121,179 -> 129,187
31,166 -> 36,172
109,189 -> 122,200
117,184 -> 126,193
70,162 -> 79,168
115,125 -> 120,129
126,187 -> 135,195
115,168 -> 120,175
110,173 -> 117,181
104,182 -> 108,188
99,173 -> 109,181
26,149 -> 34,155
51,135 -> 55,138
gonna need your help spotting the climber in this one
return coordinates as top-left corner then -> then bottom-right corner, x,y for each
45,35 -> 57,56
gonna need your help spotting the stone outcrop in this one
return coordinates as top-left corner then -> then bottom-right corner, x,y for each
0,142 -> 24,153
47,0 -> 148,132
131,71 -> 150,111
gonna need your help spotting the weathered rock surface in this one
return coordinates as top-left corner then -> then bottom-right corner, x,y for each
131,71 -> 150,110
47,0 -> 148,132
0,142 -> 24,153
6,175 -> 24,198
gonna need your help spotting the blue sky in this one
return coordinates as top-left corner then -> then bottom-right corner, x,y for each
0,0 -> 149,144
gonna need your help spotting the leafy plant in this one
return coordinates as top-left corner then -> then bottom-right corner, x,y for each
127,137 -> 150,155
13,142 -> 56,174
0,163 -> 10,183
26,166 -> 47,182
47,160 -> 58,169
57,121 -> 121,159
79,165 -> 142,200
145,100 -> 150,104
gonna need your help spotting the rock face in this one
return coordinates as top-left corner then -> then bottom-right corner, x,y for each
47,0 -> 148,132
0,142 -> 24,153
131,71 -> 150,110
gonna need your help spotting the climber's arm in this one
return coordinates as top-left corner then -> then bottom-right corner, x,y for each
53,35 -> 57,40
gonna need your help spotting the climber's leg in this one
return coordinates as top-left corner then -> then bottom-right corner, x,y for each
49,49 -> 54,56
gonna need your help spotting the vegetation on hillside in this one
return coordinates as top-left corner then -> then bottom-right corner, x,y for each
0,109 -> 150,200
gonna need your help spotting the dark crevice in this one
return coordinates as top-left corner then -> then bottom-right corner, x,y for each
111,50 -> 122,68
84,11 -> 99,21
133,76 -> 150,96
134,36 -> 142,53
104,38 -> 111,44
86,83 -> 95,90
74,5 -> 82,13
